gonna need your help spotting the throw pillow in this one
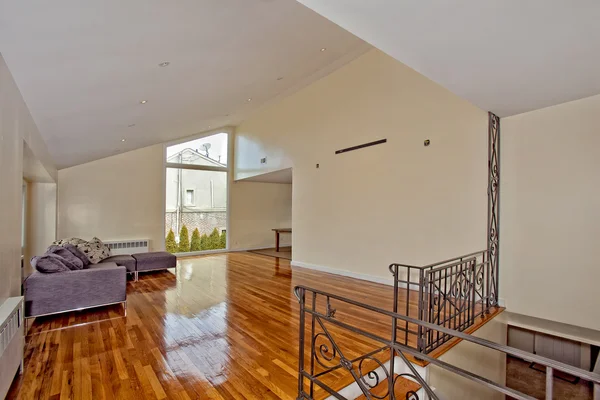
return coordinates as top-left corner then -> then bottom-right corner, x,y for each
46,245 -> 84,270
76,237 -> 111,264
63,243 -> 92,268
53,237 -> 87,247
31,254 -> 71,273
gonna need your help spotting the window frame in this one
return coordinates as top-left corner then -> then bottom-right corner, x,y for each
162,127 -> 233,255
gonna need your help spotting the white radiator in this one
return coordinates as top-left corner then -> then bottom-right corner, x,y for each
105,239 -> 150,255
0,297 -> 24,400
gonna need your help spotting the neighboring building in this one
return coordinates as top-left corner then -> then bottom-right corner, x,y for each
165,148 -> 227,236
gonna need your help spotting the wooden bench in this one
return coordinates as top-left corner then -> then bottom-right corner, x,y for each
272,228 -> 291,252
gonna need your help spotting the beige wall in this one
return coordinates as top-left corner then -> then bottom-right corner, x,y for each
235,49 -> 488,281
58,144 -> 165,251
58,133 -> 295,253
0,54 -> 56,301
229,181 -> 292,250
24,182 -> 57,275
428,318 -> 507,399
501,94 -> 600,330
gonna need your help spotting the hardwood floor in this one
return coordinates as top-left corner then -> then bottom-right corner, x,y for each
8,252 -> 501,399
248,247 -> 292,260
506,356 -> 593,400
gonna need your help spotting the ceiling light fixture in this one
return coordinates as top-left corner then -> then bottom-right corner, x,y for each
140,100 -> 147,104
121,139 -> 126,142
320,47 -> 327,52
247,98 -> 252,102
158,61 -> 170,67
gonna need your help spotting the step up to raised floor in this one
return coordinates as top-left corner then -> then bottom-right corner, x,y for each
355,374 -> 421,400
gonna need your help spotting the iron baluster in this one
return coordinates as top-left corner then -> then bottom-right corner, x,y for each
297,287 -> 306,400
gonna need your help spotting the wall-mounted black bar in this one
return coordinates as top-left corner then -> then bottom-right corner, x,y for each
335,139 -> 387,155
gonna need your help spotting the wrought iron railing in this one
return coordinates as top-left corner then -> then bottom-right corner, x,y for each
389,250 -> 495,353
295,285 -> 600,400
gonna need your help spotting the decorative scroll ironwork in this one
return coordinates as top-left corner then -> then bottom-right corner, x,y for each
296,287 -> 429,400
389,250 -> 491,354
424,258 -> 479,352
295,285 -> 600,400
487,112 -> 500,307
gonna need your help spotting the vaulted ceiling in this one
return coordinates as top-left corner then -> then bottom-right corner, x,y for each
0,0 -> 368,168
297,0 -> 600,117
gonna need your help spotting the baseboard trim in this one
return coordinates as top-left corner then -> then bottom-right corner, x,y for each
291,260 -> 394,287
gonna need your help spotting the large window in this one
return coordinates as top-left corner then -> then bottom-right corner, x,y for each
165,132 -> 228,253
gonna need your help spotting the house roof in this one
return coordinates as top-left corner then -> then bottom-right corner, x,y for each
166,148 -> 226,168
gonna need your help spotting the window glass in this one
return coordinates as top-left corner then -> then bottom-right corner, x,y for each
166,133 -> 228,166
165,168 -> 227,252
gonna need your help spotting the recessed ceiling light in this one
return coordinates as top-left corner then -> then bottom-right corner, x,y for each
128,124 -> 136,128
320,47 -> 327,52
208,125 -> 212,128
140,100 -> 147,104
247,98 -> 252,102
158,61 -> 170,67
121,139 -> 126,142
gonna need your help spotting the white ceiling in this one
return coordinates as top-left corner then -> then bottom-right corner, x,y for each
296,0 -> 600,117
237,168 -> 292,184
0,0 -> 368,169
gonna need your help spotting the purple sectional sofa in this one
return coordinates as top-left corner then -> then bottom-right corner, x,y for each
24,262 -> 127,319
24,249 -> 176,324
99,251 -> 176,281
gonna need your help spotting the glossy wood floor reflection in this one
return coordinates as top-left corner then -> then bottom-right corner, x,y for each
8,252 -> 500,399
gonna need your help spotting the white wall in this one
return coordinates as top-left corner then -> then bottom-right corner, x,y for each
0,54 -> 56,301
58,144 -> 165,251
24,182 -> 57,275
229,181 -> 292,250
501,94 -> 600,330
235,49 -> 488,281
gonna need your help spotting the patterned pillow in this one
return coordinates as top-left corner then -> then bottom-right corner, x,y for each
75,237 -> 112,264
53,237 -> 87,247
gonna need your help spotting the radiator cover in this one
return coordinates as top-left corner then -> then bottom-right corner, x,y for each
104,239 -> 149,255
0,297 -> 24,399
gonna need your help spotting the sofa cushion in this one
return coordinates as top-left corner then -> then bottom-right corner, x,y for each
46,245 -> 84,270
63,244 -> 92,268
76,237 -> 111,264
31,254 -> 71,273
132,251 -> 177,272
100,255 -> 136,272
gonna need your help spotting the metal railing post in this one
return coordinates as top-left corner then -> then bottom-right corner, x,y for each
297,287 -> 306,399
389,265 -> 398,397
309,292 -> 316,399
545,367 -> 553,400
470,260 -> 476,326
417,269 -> 425,352
485,251 -> 491,313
